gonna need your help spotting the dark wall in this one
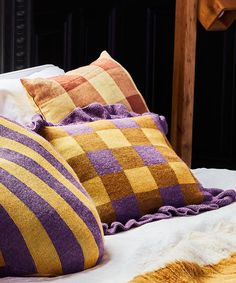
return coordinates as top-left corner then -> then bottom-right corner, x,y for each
29,0 -> 175,125
0,0 -> 235,169
193,22 -> 236,169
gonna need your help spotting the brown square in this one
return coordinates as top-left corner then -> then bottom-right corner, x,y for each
112,147 -> 144,169
68,81 -> 106,106
67,154 -> 97,182
97,202 -> 116,224
54,75 -> 86,92
40,127 -> 68,141
132,115 -> 157,129
74,132 -> 107,152
121,128 -> 150,145
136,190 -> 162,215
156,146 -> 181,162
149,164 -> 179,187
126,94 -> 148,114
181,183 -> 204,205
100,171 -> 133,201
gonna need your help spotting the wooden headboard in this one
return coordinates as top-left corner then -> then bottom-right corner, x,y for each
0,0 -> 235,168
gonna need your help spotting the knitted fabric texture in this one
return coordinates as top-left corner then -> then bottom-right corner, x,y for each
0,116 -> 104,277
30,104 -> 236,234
21,51 -> 149,124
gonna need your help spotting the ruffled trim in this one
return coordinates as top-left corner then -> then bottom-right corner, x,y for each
103,188 -> 236,235
28,103 -> 168,135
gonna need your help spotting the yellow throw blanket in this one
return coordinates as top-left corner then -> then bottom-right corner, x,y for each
130,252 -> 236,283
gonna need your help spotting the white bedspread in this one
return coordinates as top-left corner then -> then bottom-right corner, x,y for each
1,168 -> 236,283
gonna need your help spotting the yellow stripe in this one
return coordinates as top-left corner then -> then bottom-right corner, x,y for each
0,118 -> 80,182
0,119 -> 103,235
0,136 -> 103,238
0,158 -> 99,269
0,184 -> 62,275
0,250 -> 5,267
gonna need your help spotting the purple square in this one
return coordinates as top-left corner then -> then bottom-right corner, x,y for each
134,145 -> 166,165
112,195 -> 140,223
112,118 -> 138,128
64,124 -> 93,135
87,150 -> 122,175
159,185 -> 184,207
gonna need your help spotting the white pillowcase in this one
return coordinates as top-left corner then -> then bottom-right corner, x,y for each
0,65 -> 65,125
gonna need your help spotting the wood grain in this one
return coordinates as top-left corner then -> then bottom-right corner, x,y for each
198,0 -> 236,31
171,0 -> 198,167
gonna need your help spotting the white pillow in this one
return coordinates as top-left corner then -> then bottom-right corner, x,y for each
0,65 -> 65,125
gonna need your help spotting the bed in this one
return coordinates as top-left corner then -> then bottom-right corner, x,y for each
1,0 -> 236,282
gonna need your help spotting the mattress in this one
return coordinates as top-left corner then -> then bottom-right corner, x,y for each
1,167 -> 236,283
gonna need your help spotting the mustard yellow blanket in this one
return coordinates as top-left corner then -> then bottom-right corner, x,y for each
131,252 -> 236,283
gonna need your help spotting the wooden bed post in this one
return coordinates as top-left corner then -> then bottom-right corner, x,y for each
171,0 -> 198,167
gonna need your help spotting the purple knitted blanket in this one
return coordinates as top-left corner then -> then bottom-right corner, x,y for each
29,103 -> 236,235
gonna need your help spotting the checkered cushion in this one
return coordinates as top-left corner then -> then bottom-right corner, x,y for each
21,51 -> 149,124
38,114 -> 205,226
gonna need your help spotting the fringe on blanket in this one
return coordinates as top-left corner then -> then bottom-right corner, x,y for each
130,252 -> 236,283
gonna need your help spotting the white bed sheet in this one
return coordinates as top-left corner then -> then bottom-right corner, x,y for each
1,168 -> 236,283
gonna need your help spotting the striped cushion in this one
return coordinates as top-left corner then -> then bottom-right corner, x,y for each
21,51 -> 149,124
0,117 -> 104,277
38,114 -> 205,226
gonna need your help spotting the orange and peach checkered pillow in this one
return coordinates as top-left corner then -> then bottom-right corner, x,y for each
21,51 -> 149,124
38,114 -> 205,227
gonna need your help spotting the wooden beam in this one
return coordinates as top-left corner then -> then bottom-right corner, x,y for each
171,0 -> 198,167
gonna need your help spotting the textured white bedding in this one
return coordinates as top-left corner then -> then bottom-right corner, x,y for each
1,168 -> 236,283
0,65 -> 64,125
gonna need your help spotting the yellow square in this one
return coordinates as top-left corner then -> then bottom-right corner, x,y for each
51,136 -> 84,160
142,128 -> 167,146
125,166 -> 157,193
97,129 -> 131,148
41,92 -> 76,124
169,162 -> 196,184
89,120 -> 117,131
89,71 -> 125,103
83,176 -> 110,206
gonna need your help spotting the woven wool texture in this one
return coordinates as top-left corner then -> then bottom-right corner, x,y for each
0,117 -> 104,277
21,51 -> 148,124
38,114 -> 205,226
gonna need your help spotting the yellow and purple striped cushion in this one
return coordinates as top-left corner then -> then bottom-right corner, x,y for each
21,51 -> 149,124
0,117 -> 104,277
38,114 -> 205,226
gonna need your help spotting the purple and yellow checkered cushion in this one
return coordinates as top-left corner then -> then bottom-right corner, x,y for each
38,114 -> 205,226
0,116 -> 104,277
21,51 -> 149,124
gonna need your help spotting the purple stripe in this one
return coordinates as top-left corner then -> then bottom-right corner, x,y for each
0,168 -> 84,274
0,125 -> 89,198
0,205 -> 36,276
0,148 -> 103,260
